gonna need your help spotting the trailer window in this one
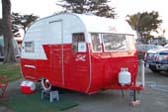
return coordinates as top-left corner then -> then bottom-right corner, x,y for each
25,41 -> 34,52
102,34 -> 127,51
72,33 -> 85,52
126,35 -> 136,51
91,33 -> 102,52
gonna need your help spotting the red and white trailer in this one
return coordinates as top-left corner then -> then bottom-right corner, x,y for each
21,13 -> 143,95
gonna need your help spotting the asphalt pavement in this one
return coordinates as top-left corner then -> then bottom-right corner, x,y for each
64,68 -> 168,112
1,68 -> 168,112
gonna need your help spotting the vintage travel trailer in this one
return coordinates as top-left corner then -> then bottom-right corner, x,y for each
21,13 -> 143,94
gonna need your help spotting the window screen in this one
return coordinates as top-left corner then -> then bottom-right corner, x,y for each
25,41 -> 34,52
72,33 -> 85,52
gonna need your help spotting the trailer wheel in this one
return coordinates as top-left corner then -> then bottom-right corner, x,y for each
41,79 -> 52,91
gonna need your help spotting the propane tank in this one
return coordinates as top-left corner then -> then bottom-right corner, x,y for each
118,68 -> 131,86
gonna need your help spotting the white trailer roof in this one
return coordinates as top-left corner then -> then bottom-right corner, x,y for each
74,13 -> 134,34
36,13 -> 134,34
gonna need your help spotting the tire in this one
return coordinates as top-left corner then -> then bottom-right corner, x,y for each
41,78 -> 52,91
149,66 -> 160,73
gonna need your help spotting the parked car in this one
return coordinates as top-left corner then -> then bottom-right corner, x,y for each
144,48 -> 168,72
136,44 -> 163,59
164,44 -> 168,48
0,36 -> 20,61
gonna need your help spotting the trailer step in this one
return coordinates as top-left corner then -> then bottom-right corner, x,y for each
41,90 -> 59,102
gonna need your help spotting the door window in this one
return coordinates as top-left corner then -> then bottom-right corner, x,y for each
72,33 -> 86,52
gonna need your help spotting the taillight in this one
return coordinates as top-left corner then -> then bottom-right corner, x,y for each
163,55 -> 168,60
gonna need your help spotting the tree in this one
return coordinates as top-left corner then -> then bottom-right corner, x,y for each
126,11 -> 162,43
1,0 -> 16,63
20,14 -> 38,32
12,13 -> 38,33
1,16 -> 21,37
0,19 -> 3,36
57,0 -> 116,18
11,13 -> 21,37
11,13 -> 38,36
0,13 -> 38,37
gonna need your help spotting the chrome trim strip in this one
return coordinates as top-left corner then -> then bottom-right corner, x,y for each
61,20 -> 65,86
86,36 -> 92,93
25,75 -> 36,79
24,65 -> 36,69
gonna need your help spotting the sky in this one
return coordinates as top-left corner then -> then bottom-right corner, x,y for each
0,0 -> 168,37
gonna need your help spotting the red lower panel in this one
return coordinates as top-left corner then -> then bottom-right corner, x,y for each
88,50 -> 139,93
21,44 -> 90,93
21,44 -> 140,94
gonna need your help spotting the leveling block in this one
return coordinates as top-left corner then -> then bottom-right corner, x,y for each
131,100 -> 141,106
132,91 -> 140,106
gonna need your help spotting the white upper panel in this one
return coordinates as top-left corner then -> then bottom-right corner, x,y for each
21,13 -> 135,60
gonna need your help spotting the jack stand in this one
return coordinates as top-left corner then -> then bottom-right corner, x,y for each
130,90 -> 141,106
121,90 -> 125,97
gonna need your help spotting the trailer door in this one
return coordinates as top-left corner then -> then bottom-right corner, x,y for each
70,33 -> 90,91
50,20 -> 64,85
